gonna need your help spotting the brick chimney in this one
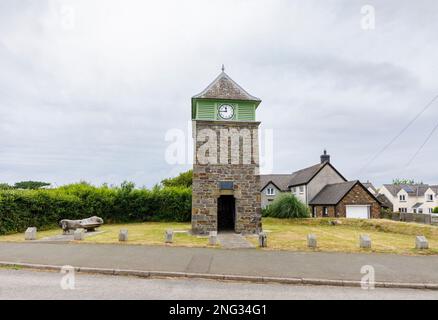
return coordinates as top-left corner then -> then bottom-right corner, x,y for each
321,150 -> 330,163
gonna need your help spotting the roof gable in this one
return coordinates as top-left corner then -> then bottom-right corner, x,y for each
309,181 -> 358,205
288,162 -> 346,188
383,184 -> 431,197
260,174 -> 293,192
192,71 -> 261,102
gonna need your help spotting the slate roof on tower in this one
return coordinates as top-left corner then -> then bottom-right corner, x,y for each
192,70 -> 261,102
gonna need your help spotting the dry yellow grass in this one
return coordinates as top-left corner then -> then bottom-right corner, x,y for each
0,228 -> 61,242
0,222 -> 211,247
1,218 -> 438,255
247,218 -> 438,255
81,222 -> 209,247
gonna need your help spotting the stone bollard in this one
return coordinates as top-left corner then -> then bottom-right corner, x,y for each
359,234 -> 372,249
307,234 -> 317,248
74,228 -> 85,241
119,229 -> 128,242
165,230 -> 174,243
209,231 -> 218,245
25,227 -> 37,241
416,236 -> 429,249
258,232 -> 267,247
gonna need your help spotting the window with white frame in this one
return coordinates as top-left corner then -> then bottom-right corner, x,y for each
299,186 -> 304,194
429,208 -> 433,213
291,187 -> 296,193
426,194 -> 434,202
266,187 -> 275,196
399,208 -> 407,213
399,194 -> 406,201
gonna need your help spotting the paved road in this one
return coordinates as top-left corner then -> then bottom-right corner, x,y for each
0,242 -> 438,284
1,269 -> 437,300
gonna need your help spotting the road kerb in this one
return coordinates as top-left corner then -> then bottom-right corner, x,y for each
0,261 -> 436,291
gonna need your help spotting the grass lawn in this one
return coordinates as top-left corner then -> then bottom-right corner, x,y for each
0,222 -> 210,248
81,222 -> 208,247
1,218 -> 438,255
0,228 -> 61,242
247,218 -> 438,255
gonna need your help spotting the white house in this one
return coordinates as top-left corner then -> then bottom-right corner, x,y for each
378,184 -> 438,214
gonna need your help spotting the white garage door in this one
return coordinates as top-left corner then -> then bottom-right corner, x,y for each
346,205 -> 370,219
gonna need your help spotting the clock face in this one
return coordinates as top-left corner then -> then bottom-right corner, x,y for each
218,104 -> 234,120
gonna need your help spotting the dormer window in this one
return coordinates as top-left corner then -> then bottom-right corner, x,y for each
427,194 -> 434,202
266,187 -> 275,196
399,194 -> 406,201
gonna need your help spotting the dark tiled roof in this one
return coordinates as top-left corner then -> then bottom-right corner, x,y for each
376,194 -> 393,209
383,184 -> 431,197
260,174 -> 293,192
192,71 -> 261,102
362,182 -> 377,193
309,181 -> 358,205
287,163 -> 326,187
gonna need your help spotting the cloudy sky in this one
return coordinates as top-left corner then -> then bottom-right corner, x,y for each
0,0 -> 437,188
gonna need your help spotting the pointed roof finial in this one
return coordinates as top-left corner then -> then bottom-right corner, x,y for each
221,64 -> 225,72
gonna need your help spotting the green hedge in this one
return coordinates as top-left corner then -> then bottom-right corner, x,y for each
0,183 -> 191,235
434,207 -> 438,214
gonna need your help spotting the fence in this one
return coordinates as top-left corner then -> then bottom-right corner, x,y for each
392,212 -> 438,225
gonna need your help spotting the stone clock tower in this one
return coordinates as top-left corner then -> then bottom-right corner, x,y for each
191,67 -> 262,234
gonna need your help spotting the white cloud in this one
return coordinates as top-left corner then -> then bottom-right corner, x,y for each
0,0 -> 437,187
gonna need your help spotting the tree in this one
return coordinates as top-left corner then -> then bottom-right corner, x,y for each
161,170 -> 192,188
13,181 -> 51,190
0,183 -> 12,190
392,178 -> 422,185
264,193 -> 310,219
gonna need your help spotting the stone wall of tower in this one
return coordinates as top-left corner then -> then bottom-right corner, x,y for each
191,120 -> 262,234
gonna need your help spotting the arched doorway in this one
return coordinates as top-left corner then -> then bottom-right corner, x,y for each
217,195 -> 236,231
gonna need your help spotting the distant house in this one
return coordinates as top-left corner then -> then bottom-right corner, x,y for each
260,174 -> 293,208
260,151 -> 382,219
378,184 -> 438,214
362,181 -> 378,195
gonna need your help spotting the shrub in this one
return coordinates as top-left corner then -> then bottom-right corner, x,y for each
264,193 -> 310,219
161,170 -> 193,188
0,182 -> 192,235
434,207 -> 438,214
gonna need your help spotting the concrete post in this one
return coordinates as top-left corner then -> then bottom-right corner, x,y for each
24,227 -> 37,241
416,235 -> 429,249
359,234 -> 371,249
209,231 -> 218,245
258,232 -> 267,247
119,229 -> 128,242
165,230 -> 174,243
307,234 -> 317,248
74,228 -> 85,240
